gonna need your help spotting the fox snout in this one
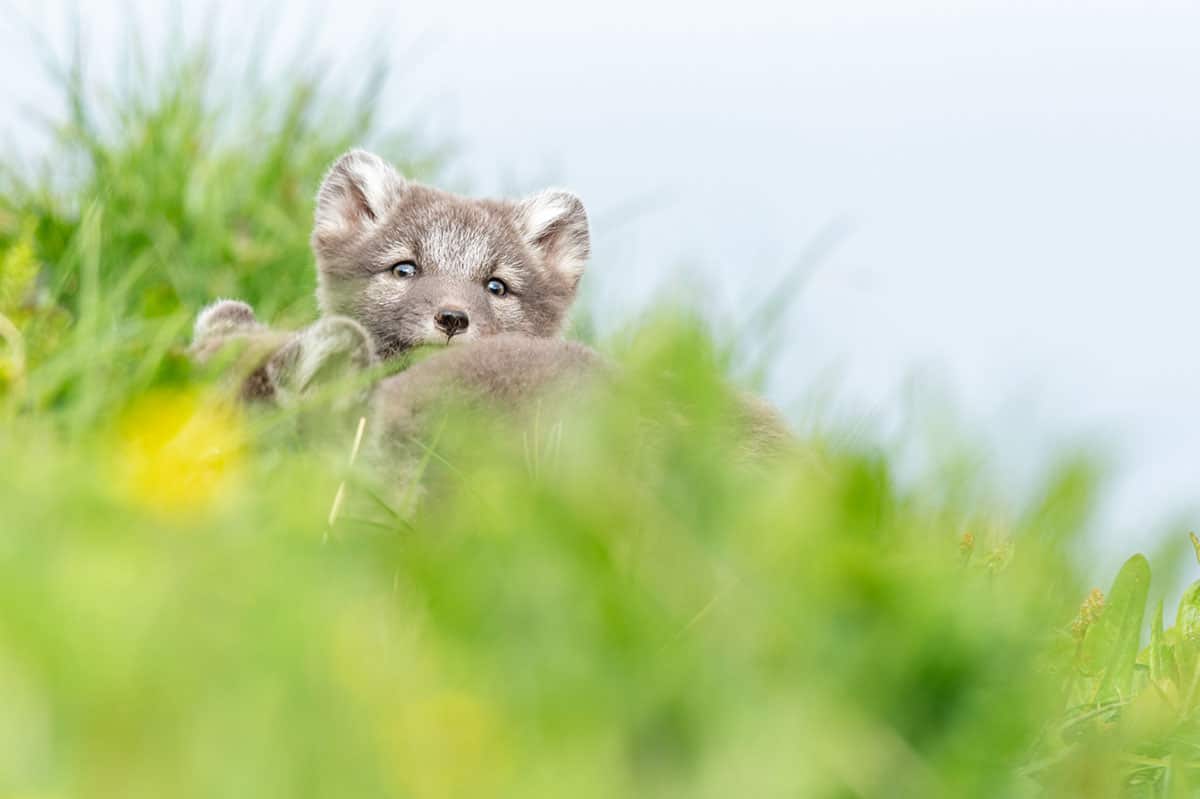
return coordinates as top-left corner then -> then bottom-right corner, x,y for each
434,307 -> 469,337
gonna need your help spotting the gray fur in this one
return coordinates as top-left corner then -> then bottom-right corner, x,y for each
366,334 -> 606,502
190,299 -> 291,402
190,299 -> 374,407
365,333 -> 793,443
190,149 -> 590,404
194,298 -> 261,341
312,150 -> 589,360
372,333 -> 604,445
189,150 -> 791,492
266,316 -> 376,407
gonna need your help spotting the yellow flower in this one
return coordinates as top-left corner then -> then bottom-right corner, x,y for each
117,389 -> 243,513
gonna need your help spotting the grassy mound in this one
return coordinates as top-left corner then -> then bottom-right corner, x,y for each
1,33 -> 1198,799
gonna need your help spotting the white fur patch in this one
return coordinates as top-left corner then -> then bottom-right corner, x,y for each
517,189 -> 590,284
315,150 -> 406,235
269,317 -> 375,404
426,222 -> 492,280
523,193 -> 574,239
193,298 -> 258,343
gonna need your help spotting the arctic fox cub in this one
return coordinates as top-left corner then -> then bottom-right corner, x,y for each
193,149 -> 788,467
192,148 -> 592,401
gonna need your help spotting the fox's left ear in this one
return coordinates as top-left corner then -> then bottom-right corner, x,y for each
516,190 -> 590,287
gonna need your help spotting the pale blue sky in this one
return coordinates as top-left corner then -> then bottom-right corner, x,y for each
4,0 -> 1200,563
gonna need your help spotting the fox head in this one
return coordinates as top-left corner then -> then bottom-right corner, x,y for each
310,150 -> 589,359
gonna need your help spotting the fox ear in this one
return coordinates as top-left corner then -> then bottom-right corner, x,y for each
516,189 -> 590,286
314,150 -> 406,237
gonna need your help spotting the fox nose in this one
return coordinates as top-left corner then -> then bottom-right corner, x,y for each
434,308 -> 469,336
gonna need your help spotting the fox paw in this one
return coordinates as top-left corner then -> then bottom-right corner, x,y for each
193,299 -> 261,345
267,316 -> 376,405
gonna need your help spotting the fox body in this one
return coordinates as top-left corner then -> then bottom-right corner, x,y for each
192,149 -> 789,477
192,149 -> 593,407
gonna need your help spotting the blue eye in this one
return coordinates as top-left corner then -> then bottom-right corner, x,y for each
392,261 -> 417,278
486,278 -> 507,296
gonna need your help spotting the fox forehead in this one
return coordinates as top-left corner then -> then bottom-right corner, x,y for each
378,187 -> 523,277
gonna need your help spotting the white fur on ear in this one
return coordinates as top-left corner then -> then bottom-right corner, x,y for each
314,149 -> 406,236
516,189 -> 590,286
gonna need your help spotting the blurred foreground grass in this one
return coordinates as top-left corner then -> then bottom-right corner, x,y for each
1,33 -> 1199,799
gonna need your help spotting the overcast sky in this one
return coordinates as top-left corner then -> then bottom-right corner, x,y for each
4,0 -> 1200,563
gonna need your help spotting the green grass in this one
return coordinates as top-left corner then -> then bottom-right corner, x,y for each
1,29 -> 1199,799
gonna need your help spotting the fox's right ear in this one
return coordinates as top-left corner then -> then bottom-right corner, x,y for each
314,150 -> 406,238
